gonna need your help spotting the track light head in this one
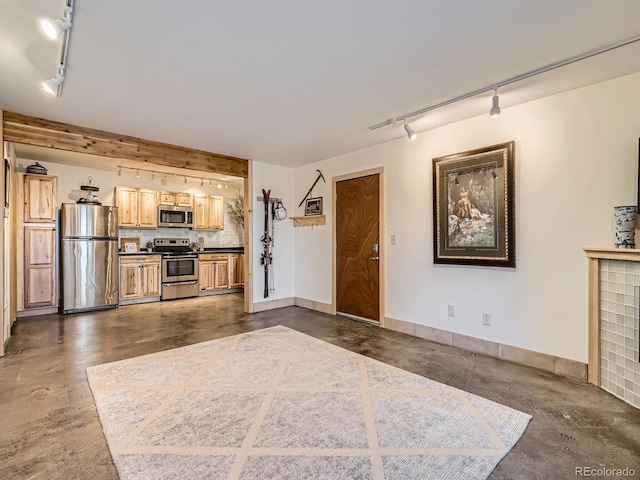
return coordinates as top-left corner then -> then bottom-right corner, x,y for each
200,178 -> 204,187
41,73 -> 64,96
489,89 -> 501,118
403,120 -> 417,140
209,180 -> 213,188
40,17 -> 72,40
117,167 -> 122,176
184,176 -> 188,184
136,170 -> 140,178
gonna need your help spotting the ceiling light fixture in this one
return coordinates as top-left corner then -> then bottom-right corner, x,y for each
116,165 -> 239,191
40,16 -> 72,40
41,73 -> 65,96
489,88 -> 501,118
369,34 -> 640,132
403,119 -> 417,140
39,0 -> 75,97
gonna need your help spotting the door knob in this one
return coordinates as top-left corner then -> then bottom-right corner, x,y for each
369,256 -> 379,261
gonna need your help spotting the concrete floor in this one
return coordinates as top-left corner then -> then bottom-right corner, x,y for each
0,294 -> 639,480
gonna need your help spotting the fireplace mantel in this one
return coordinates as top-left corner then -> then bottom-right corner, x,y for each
584,246 -> 640,262
584,247 -> 640,409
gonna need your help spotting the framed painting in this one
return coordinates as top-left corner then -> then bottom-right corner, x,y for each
305,197 -> 323,216
432,141 -> 515,267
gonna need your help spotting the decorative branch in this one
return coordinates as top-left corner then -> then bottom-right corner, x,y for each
226,194 -> 245,227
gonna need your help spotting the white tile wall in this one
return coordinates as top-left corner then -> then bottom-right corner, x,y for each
120,200 -> 244,250
599,259 -> 640,408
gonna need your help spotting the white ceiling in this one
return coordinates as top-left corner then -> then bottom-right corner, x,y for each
1,1 -> 640,168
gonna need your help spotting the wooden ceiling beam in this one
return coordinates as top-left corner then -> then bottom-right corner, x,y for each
2,111 -> 249,178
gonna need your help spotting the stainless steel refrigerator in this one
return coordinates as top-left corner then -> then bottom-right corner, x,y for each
60,203 -> 119,314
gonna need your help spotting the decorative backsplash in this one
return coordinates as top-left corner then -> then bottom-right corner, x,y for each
120,200 -> 244,249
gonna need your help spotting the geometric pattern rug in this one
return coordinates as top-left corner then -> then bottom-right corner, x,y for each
86,326 -> 531,480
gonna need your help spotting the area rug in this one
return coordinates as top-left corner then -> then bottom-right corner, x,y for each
86,326 -> 531,480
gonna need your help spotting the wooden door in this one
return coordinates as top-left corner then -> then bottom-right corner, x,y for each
24,175 -> 57,222
141,263 -> 160,296
199,261 -> 214,290
210,196 -> 224,230
24,227 -> 56,308
336,174 -> 380,322
175,192 -> 192,207
120,263 -> 142,298
115,186 -> 138,227
158,192 -> 176,205
230,254 -> 243,287
193,194 -> 210,230
138,189 -> 158,228
215,260 -> 229,289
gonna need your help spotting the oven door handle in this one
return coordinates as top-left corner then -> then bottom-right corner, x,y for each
163,281 -> 199,287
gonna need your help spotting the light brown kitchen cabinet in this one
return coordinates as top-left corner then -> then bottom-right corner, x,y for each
119,255 -> 161,300
199,253 -> 230,290
24,227 -> 56,308
199,261 -> 214,291
158,191 -> 193,207
24,174 -> 57,222
115,186 -> 158,229
215,259 -> 229,289
229,254 -> 244,287
193,194 -> 224,230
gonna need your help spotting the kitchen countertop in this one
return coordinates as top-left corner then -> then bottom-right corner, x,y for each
118,247 -> 244,256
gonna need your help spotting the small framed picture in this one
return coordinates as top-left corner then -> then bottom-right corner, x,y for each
305,197 -> 323,216
124,242 -> 138,253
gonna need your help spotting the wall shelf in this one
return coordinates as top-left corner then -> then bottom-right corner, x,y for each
291,215 -> 326,227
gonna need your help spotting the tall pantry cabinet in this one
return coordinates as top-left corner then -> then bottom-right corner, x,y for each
17,174 -> 58,314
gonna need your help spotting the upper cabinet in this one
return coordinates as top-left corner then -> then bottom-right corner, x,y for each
115,187 -> 158,229
24,174 -> 57,223
193,194 -> 224,230
158,191 -> 192,207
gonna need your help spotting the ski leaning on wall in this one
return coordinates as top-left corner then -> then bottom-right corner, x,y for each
260,189 -> 272,298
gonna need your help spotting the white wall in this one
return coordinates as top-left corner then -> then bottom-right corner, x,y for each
293,72 -> 640,363
251,161 -> 296,305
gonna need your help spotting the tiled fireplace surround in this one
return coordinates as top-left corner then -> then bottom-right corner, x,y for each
585,248 -> 640,409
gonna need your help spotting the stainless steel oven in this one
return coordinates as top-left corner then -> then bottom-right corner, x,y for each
154,238 -> 200,300
162,253 -> 199,283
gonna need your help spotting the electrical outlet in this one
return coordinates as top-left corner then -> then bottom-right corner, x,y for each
447,304 -> 455,317
391,234 -> 397,245
482,312 -> 491,326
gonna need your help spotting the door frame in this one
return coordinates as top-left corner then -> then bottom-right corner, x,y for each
332,167 -> 385,326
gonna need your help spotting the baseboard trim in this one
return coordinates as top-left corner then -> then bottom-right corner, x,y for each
384,316 -> 587,381
17,307 -> 58,318
294,297 -> 333,314
253,297 -> 295,312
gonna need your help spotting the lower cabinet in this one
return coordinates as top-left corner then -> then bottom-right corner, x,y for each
119,255 -> 161,301
24,226 -> 56,308
230,254 -> 244,288
199,254 -> 229,291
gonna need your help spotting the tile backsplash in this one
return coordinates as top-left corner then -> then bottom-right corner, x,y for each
120,200 -> 244,249
599,259 -> 640,409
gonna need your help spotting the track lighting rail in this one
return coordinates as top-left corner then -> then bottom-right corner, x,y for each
369,33 -> 640,131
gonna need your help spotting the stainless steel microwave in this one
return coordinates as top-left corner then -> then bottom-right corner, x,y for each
158,205 -> 194,228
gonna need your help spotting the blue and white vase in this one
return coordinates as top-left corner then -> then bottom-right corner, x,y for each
613,205 -> 637,248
